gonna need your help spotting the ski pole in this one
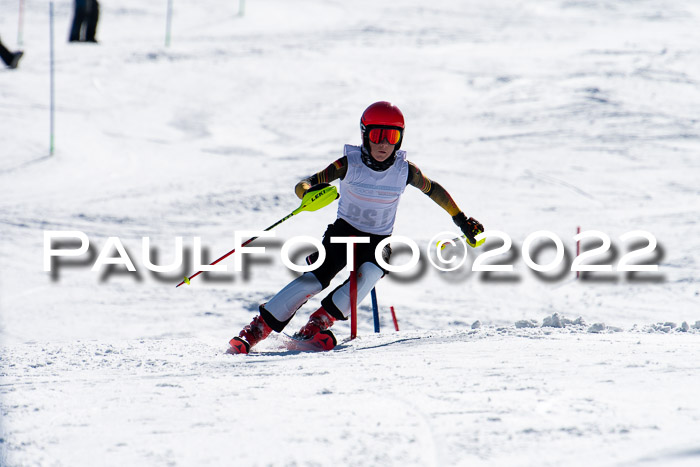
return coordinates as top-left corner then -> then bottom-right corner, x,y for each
176,184 -> 338,287
49,1 -> 55,155
18,0 -> 25,46
165,0 -> 173,47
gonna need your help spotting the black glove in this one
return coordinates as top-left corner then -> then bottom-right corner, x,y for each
452,212 -> 484,244
305,183 -> 331,195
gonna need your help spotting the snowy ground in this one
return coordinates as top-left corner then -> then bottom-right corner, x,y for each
1,0 -> 700,465
2,328 -> 700,467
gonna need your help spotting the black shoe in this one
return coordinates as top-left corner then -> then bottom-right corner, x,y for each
8,51 -> 23,69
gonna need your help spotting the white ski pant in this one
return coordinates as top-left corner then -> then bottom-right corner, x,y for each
325,262 -> 384,319
264,272 -> 322,323
264,262 -> 384,323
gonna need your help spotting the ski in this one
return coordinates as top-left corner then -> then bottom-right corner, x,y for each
226,330 -> 338,355
280,330 -> 337,352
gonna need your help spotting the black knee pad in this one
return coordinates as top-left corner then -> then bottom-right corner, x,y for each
381,244 -> 391,268
321,290 -> 348,321
259,304 -> 293,333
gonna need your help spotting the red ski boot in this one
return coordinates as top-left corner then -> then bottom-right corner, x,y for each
227,314 -> 272,354
294,307 -> 336,340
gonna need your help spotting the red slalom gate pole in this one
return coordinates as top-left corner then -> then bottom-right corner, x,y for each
390,306 -> 399,331
576,226 -> 581,279
350,243 -> 357,339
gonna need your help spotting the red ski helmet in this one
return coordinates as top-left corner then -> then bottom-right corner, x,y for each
360,101 -> 405,151
361,101 -> 405,129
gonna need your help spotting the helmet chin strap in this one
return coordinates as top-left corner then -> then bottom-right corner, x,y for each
361,140 -> 396,172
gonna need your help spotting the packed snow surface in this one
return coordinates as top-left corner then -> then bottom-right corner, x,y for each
1,0 -> 700,466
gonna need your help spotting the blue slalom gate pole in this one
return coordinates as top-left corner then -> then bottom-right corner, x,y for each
49,1 -> 55,155
371,288 -> 380,333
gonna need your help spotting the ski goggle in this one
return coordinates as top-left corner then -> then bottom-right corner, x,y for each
367,127 -> 402,145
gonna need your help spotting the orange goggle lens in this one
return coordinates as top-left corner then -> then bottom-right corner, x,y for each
368,128 -> 401,145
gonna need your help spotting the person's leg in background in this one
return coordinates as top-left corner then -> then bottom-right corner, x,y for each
85,0 -> 99,42
69,0 -> 87,42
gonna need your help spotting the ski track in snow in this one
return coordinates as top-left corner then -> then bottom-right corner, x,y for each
2,0 -> 700,465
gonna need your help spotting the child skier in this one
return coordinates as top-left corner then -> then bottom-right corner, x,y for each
228,101 -> 483,354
